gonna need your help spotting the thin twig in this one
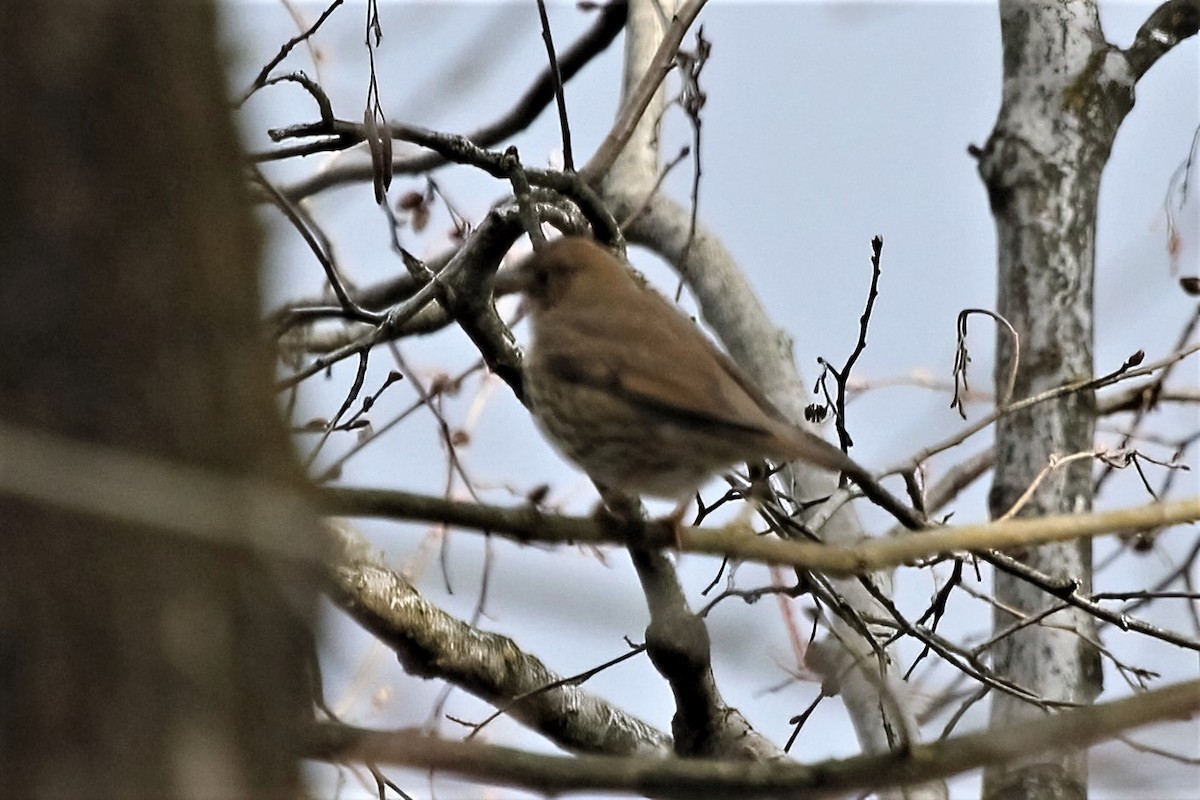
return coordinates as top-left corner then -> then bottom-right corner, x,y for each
253,170 -> 381,324
899,341 -> 1200,474
536,0 -> 574,171
952,308 -> 1019,418
239,0 -> 346,104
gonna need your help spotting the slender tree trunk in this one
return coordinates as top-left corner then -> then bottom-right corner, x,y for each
0,2 -> 321,796
978,2 -> 1134,798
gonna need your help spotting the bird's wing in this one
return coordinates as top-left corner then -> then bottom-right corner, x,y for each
535,293 -> 788,439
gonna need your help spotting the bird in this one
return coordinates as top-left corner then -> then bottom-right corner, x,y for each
513,235 -> 924,531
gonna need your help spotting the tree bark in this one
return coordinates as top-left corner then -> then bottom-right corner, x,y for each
978,2 -> 1136,797
0,2 -> 322,797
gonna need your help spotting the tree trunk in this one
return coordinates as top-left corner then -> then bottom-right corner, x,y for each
0,2 -> 322,796
978,2 -> 1134,798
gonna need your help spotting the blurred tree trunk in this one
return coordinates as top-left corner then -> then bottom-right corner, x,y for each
0,1 -> 322,797
978,2 -> 1136,798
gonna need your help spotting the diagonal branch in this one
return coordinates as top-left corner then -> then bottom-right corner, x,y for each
1124,0 -> 1200,80
302,678 -> 1200,799
277,2 -> 628,199
326,522 -> 670,756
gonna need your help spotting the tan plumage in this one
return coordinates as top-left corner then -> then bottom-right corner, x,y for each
515,236 -> 923,529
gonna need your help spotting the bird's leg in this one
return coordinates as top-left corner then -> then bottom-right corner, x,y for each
738,461 -> 796,538
745,460 -> 777,506
660,494 -> 697,551
591,485 -> 689,550
594,484 -> 640,524
592,485 -> 673,547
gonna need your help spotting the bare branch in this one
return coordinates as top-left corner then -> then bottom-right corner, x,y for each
579,0 -> 710,184
274,2 -> 628,198
325,523 -> 670,756
322,485 -> 1200,581
302,678 -> 1200,799
1125,0 -> 1200,80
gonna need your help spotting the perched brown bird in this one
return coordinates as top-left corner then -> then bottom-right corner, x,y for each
514,236 -> 923,530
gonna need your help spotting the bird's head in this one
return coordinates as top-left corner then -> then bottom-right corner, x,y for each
513,237 -> 630,312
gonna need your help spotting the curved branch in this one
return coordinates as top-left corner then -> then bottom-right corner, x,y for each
1125,0 -> 1200,81
326,523 -> 670,756
628,545 -> 782,759
276,2 -> 628,199
302,678 -> 1200,799
275,207 -> 527,393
